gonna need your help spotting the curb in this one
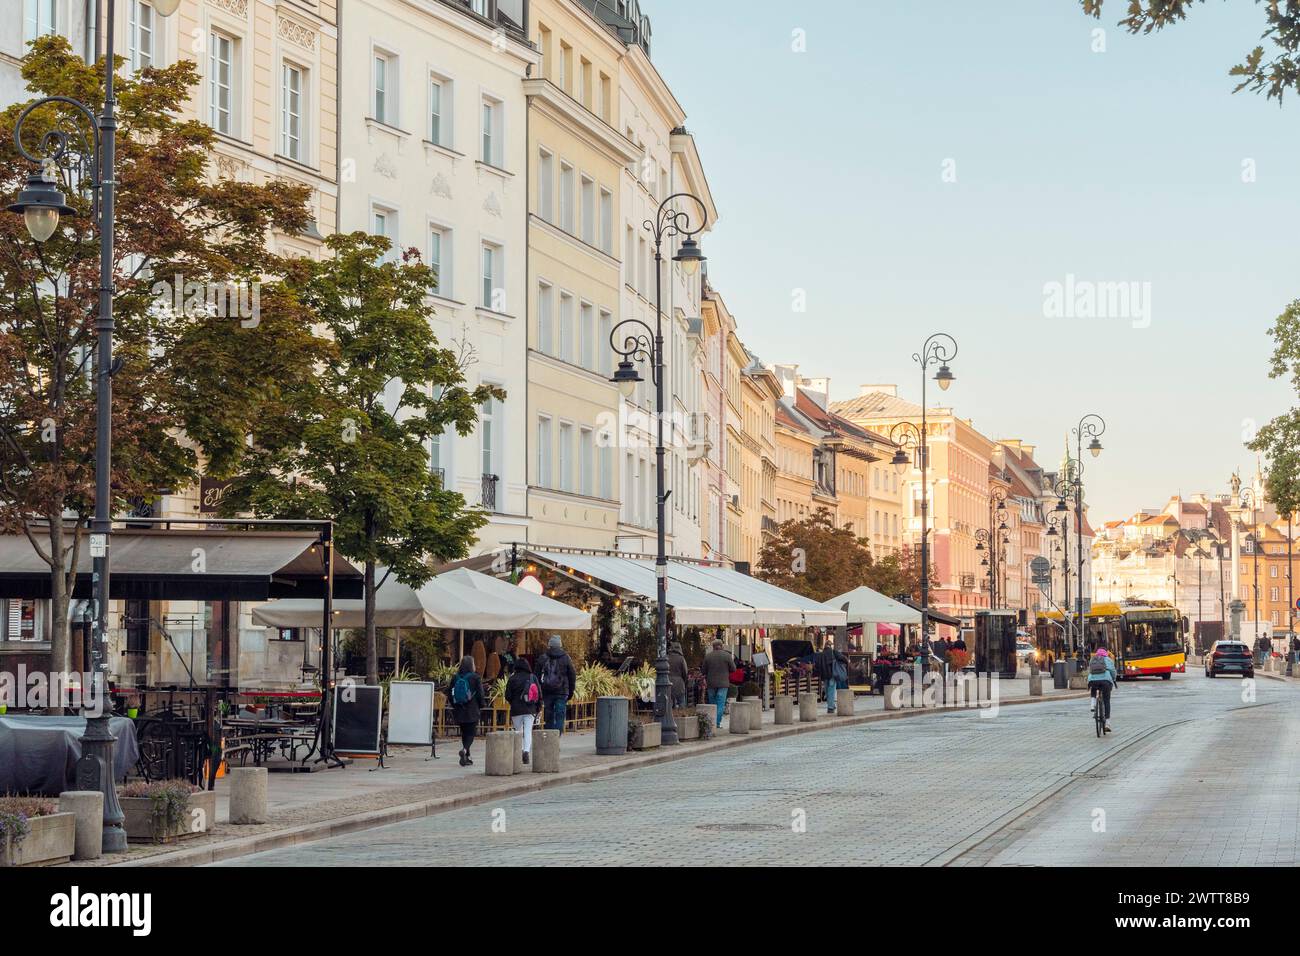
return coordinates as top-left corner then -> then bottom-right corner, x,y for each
112,689 -> 1088,867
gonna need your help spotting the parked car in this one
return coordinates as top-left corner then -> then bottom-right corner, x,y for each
1015,640 -> 1035,663
1205,640 -> 1254,679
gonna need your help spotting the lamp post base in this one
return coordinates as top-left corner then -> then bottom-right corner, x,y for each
77,714 -> 127,854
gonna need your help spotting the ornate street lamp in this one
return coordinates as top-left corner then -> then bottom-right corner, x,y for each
1240,488 -> 1261,642
1070,414 -> 1105,645
7,0 -> 180,854
607,192 -> 707,746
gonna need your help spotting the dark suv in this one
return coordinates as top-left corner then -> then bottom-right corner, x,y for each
1205,640 -> 1254,679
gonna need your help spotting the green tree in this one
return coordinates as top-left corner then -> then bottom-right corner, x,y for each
0,37 -> 320,688
221,232 -> 501,685
1248,300 -> 1300,517
1081,1 -> 1300,102
758,509 -> 874,602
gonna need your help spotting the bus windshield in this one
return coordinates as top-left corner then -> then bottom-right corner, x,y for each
1125,617 -> 1182,657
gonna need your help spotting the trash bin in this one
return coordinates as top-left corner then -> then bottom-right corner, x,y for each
1052,660 -> 1069,690
595,696 -> 629,755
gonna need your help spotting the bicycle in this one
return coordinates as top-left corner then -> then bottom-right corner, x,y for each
1093,685 -> 1106,737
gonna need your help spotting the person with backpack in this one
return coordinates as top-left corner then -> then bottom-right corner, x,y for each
505,657 -> 541,764
1087,644 -> 1118,733
702,639 -> 734,728
534,635 -> 576,733
448,655 -> 485,766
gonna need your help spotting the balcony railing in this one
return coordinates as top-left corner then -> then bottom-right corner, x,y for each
481,474 -> 499,512
761,515 -> 779,535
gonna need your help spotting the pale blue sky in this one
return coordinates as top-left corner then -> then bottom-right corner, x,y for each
648,0 -> 1299,521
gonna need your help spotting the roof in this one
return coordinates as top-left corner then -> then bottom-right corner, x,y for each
795,389 -> 894,447
831,391 -> 927,420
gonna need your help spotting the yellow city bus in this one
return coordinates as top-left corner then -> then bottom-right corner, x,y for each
1035,603 -> 1186,679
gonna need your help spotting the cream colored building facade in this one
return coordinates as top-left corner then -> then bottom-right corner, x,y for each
525,0 -> 637,550
339,0 -> 534,555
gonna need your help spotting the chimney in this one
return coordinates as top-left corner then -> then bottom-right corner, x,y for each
767,363 -> 799,398
860,384 -> 896,397
802,376 -> 830,411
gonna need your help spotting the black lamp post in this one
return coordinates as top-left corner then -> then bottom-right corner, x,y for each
7,0 -> 181,854
1050,467 -> 1081,653
608,192 -> 707,747
1240,488 -> 1260,641
1071,414 -> 1105,648
888,333 -> 956,657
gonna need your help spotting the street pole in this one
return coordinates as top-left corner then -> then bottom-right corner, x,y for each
1288,513 -> 1295,638
609,193 -> 707,747
915,335 -> 955,657
1072,415 -> 1105,659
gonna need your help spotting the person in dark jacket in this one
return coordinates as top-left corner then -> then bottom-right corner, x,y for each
702,640 -> 734,728
505,657 -> 541,764
448,655 -> 485,767
667,641 -> 689,708
815,638 -> 848,714
534,635 -> 577,733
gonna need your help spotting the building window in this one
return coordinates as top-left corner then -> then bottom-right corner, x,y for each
598,309 -> 612,375
371,206 -> 397,262
599,188 -> 613,254
481,241 -> 503,310
599,439 -> 613,500
537,24 -> 552,79
373,51 -> 394,125
558,41 -> 572,93
429,74 -> 452,146
1,599 -> 38,642
559,162 -> 575,234
580,175 -> 595,245
281,63 -> 304,161
579,56 -> 592,109
559,292 -> 574,363
580,427 -> 594,496
481,97 -> 503,166
537,416 -> 553,488
537,149 -> 554,222
537,281 -> 554,354
428,225 -> 450,295
480,394 -> 499,478
580,302 -> 594,370
1271,587 -> 1280,602
128,0 -> 154,71
209,32 -> 235,135
558,422 -> 574,492
23,0 -> 55,43
599,72 -> 611,122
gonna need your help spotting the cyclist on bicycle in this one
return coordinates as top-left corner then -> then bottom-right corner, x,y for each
1087,644 -> 1117,733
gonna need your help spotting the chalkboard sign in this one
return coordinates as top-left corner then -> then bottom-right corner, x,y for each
332,684 -> 383,756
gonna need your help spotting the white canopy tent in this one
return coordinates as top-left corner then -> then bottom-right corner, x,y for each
250,566 -> 590,631
822,586 -> 922,626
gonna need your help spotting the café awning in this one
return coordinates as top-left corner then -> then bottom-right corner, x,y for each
534,551 -> 756,626
664,561 -> 847,627
0,529 -> 362,601
250,566 -> 590,631
822,586 -> 922,625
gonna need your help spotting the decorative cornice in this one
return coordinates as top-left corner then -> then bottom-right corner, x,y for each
278,16 -> 317,51
212,0 -> 250,19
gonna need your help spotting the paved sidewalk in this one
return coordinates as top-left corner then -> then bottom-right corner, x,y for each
76,678 -> 1077,867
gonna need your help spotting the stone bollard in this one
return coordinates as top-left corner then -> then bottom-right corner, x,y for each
744,700 -> 762,731
774,694 -> 794,725
836,689 -> 856,716
485,731 -> 515,776
729,700 -> 750,734
512,730 -> 524,773
1068,671 -> 1089,691
532,729 -> 561,773
1029,672 -> 1043,697
229,767 -> 268,825
883,680 -> 904,711
798,693 -> 818,722
58,790 -> 103,861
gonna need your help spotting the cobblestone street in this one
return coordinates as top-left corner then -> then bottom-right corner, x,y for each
215,671 -> 1300,867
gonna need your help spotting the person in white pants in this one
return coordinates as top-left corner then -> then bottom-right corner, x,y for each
505,657 -> 541,764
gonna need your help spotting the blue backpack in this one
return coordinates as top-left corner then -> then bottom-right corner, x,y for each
451,674 -> 473,705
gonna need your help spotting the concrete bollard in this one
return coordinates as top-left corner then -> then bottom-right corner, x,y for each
728,700 -> 750,734
884,680 -> 904,711
743,700 -> 762,731
1068,671 -> 1089,691
485,731 -> 515,776
58,790 -> 103,861
836,689 -> 856,716
512,730 -> 524,773
1029,672 -> 1043,697
774,694 -> 794,725
532,729 -> 560,773
798,694 -> 818,722
229,767 -> 268,825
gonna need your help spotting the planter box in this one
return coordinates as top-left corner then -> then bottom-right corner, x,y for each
121,790 -> 217,844
673,709 -> 700,740
0,812 -> 75,867
630,720 -> 661,751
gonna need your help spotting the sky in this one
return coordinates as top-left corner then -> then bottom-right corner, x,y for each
645,0 -> 1300,523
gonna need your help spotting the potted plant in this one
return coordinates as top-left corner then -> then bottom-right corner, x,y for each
119,780 -> 216,844
0,797 -> 75,866
737,680 -> 761,702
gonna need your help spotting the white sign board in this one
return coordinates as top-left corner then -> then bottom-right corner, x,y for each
387,681 -> 435,746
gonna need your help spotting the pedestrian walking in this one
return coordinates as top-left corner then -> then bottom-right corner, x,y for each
535,635 -> 577,733
448,655 -> 485,767
668,640 -> 689,708
815,637 -> 848,714
505,656 -> 541,764
702,639 -> 734,728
